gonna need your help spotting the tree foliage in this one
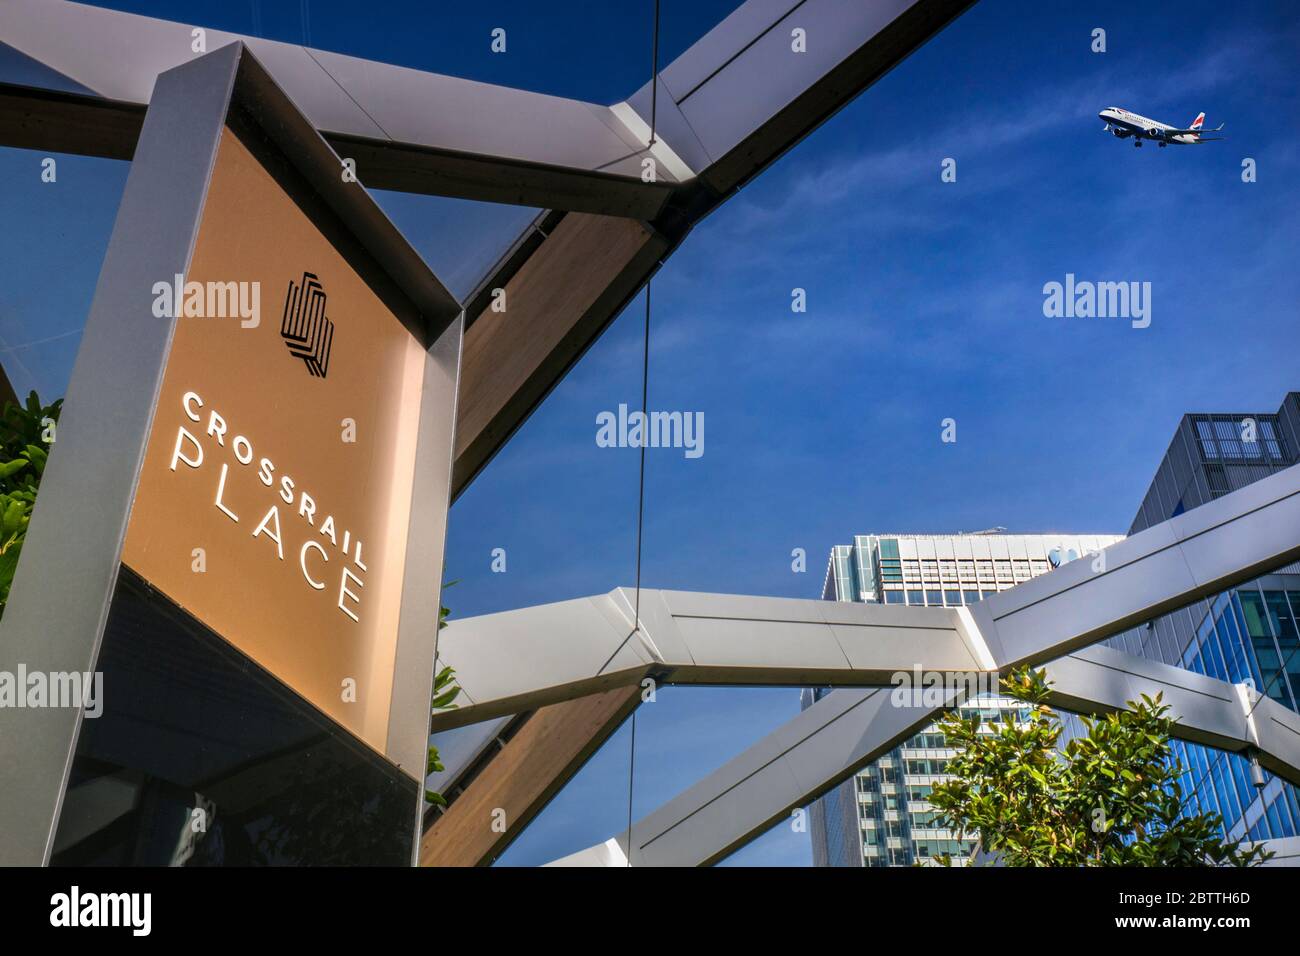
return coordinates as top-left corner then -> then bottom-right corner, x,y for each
927,666 -> 1272,866
0,391 -> 61,617
426,582 -> 461,806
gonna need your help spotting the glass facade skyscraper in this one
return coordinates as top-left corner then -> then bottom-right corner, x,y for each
808,532 -> 1122,867
1095,392 -> 1300,845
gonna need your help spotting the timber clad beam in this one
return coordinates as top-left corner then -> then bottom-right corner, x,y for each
0,2 -> 678,194
0,84 -> 676,217
327,134 -> 675,220
420,685 -> 641,867
452,213 -> 671,495
0,84 -> 143,160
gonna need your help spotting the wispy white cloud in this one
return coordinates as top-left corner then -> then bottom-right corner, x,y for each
707,25 -> 1285,239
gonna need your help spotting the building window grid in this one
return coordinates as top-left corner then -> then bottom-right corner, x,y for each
1214,595 -> 1255,688
891,555 -> 1039,607
1194,415 -> 1290,463
1177,741 -> 1298,844
1179,585 -> 1300,713
1210,758 -> 1241,826
1101,586 -> 1300,845
1243,586 -> 1300,710
1265,590 -> 1300,708
854,544 -> 871,599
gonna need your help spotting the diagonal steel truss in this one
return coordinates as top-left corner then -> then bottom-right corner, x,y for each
6,0 -> 1298,866
548,645 -> 1300,866
0,0 -> 978,494
429,464 -> 1300,864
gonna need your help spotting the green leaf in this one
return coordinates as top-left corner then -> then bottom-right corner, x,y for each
1,499 -> 27,536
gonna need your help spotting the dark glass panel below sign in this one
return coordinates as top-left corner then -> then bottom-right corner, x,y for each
50,566 -> 417,866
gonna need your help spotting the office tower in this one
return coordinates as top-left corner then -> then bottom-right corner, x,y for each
808,531 -> 1122,867
1098,393 -> 1300,844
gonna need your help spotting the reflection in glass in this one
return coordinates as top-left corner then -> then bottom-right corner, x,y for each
51,567 -> 417,866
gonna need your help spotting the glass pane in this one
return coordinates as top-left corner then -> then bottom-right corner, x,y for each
52,568 -> 417,866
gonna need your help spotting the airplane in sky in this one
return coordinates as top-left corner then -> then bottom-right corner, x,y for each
1098,107 -> 1226,147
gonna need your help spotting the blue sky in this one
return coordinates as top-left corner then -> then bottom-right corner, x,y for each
2,0 -> 1297,865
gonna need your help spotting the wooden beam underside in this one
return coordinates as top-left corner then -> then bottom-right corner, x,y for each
0,83 -> 671,217
452,212 -> 669,496
420,685 -> 641,867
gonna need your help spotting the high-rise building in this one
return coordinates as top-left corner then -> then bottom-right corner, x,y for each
1096,392 -> 1300,844
808,531 -> 1122,867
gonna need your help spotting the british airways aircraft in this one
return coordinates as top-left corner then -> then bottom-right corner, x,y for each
1098,107 -> 1226,147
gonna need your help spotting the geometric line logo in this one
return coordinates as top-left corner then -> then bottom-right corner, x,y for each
280,271 -> 334,378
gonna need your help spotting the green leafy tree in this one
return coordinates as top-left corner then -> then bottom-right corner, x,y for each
927,666 -> 1272,866
0,391 -> 62,617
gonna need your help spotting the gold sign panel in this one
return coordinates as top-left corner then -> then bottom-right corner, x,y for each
122,125 -> 426,753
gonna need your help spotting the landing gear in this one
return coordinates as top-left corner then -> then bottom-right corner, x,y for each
1135,140 -> 1142,147
1159,141 -> 1167,148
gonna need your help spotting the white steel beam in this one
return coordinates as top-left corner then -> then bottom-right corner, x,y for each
549,644 -> 1300,867
964,464 -> 1300,670
0,0 -> 679,216
431,588 -> 984,732
0,0 -> 974,218
437,465 -> 1300,731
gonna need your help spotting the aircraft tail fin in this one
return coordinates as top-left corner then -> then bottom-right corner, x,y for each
1190,112 -> 1206,130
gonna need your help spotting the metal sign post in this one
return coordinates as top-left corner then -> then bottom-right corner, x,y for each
0,42 -> 462,866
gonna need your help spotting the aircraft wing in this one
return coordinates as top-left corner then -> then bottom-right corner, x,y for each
1165,124 -> 1225,136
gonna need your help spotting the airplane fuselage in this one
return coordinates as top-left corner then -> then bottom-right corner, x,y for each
1098,107 -> 1207,145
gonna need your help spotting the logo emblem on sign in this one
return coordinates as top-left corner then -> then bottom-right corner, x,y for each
280,272 -> 334,378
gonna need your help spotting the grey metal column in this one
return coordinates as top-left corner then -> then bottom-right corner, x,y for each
0,43 -> 243,866
0,40 -> 466,866
390,312 -> 463,864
